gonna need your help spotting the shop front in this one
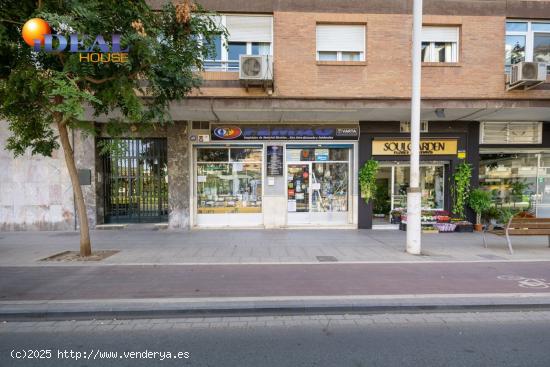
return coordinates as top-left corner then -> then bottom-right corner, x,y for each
190,123 -> 359,228
358,121 -> 478,229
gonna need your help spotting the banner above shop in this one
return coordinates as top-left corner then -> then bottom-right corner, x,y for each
211,124 -> 360,141
372,139 -> 458,156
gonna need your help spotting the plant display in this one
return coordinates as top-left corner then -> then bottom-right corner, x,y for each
450,163 -> 472,219
498,208 -> 516,224
373,182 -> 391,215
359,159 -> 379,203
468,189 -> 493,225
510,180 -> 528,208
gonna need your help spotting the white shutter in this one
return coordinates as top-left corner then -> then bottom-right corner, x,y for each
508,122 -> 542,144
316,25 -> 365,52
226,15 -> 272,43
480,122 -> 542,144
421,26 -> 459,43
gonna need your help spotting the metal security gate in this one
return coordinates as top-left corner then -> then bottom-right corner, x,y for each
101,138 -> 168,223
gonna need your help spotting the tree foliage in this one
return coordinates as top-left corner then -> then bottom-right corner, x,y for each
0,0 -> 225,156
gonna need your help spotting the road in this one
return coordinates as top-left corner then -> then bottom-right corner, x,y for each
2,311 -> 550,366
1,262 -> 550,300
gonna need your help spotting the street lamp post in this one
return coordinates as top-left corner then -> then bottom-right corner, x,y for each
406,0 -> 423,255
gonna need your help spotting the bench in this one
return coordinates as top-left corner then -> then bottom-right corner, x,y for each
484,217 -> 550,254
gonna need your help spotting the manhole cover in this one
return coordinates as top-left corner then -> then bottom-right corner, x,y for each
316,256 -> 338,262
477,254 -> 508,260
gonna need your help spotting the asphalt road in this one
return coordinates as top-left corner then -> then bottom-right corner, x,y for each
2,311 -> 550,367
1,262 -> 550,300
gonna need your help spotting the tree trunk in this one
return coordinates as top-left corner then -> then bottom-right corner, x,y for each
57,121 -> 92,257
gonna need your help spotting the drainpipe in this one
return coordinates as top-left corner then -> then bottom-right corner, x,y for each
406,0 -> 423,255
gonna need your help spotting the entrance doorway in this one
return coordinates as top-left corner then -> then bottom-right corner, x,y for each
373,162 -> 446,227
101,138 -> 168,223
286,146 -> 352,225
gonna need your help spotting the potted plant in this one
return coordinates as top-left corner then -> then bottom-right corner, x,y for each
359,159 -> 379,203
468,189 -> 493,231
390,209 -> 403,224
482,206 -> 500,230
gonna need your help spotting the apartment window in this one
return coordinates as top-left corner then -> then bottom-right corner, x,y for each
204,15 -> 273,71
316,24 -> 365,62
480,122 -> 543,144
506,20 -> 550,73
421,26 -> 459,63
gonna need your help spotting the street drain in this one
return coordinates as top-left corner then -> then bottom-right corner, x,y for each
316,256 -> 338,262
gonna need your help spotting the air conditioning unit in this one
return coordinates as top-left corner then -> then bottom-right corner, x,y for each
239,55 -> 273,83
508,61 -> 548,91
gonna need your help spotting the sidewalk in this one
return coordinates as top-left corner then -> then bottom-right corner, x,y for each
1,228 -> 550,266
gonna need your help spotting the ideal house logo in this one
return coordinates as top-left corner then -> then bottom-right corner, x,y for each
22,18 -> 129,63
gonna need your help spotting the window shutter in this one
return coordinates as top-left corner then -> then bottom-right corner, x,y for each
480,122 -> 542,144
226,15 -> 272,43
421,26 -> 459,43
316,25 -> 365,52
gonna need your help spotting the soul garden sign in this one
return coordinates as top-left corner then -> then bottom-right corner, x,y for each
21,18 -> 129,63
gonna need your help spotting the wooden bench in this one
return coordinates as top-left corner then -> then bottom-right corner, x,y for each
484,217 -> 550,254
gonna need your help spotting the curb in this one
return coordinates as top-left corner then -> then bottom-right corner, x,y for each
2,294 -> 550,320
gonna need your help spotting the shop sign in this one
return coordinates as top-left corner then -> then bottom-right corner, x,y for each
211,124 -> 359,141
372,139 -> 458,156
267,145 -> 284,176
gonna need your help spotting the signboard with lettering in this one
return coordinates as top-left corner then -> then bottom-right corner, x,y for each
211,124 -> 359,141
372,139 -> 458,156
266,145 -> 284,176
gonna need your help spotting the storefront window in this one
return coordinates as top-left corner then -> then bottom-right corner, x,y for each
286,147 -> 349,214
196,147 -> 262,214
479,153 -> 538,210
392,165 -> 444,210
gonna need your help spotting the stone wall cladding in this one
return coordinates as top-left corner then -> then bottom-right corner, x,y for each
167,121 -> 190,229
0,122 -> 75,231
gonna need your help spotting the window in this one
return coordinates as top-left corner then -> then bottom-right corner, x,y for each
316,24 -> 365,62
506,20 -> 550,73
204,15 -> 273,71
196,147 -> 262,214
400,121 -> 429,133
480,122 -> 543,144
421,26 -> 459,63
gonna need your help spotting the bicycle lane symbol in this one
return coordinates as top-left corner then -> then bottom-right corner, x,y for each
497,275 -> 550,289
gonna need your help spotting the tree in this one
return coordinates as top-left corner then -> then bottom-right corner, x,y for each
0,0 -> 224,256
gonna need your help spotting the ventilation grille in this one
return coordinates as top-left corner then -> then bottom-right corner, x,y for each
480,122 -> 542,144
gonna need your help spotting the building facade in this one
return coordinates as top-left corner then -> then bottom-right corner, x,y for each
2,0 -> 550,230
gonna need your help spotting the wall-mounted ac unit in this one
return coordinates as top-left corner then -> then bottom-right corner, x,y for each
239,55 -> 273,83
508,61 -> 548,91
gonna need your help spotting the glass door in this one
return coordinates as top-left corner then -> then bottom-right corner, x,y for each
286,146 -> 351,225
287,164 -> 310,212
391,165 -> 444,210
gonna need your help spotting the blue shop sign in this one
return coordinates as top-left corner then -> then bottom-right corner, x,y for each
211,124 -> 359,141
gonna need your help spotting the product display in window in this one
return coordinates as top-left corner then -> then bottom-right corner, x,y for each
286,147 -> 350,214
196,148 -> 262,214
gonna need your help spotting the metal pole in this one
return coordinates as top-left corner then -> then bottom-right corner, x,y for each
406,0 -> 423,255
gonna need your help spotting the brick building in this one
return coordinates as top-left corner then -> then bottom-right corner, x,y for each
2,0 -> 550,230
